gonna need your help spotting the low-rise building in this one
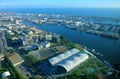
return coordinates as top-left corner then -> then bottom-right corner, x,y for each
7,52 -> 24,67
25,44 -> 38,51
39,41 -> 51,48
1,71 -> 11,79
7,38 -> 23,47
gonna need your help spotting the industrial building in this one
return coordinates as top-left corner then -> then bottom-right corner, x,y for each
7,52 -> 24,67
49,48 -> 89,73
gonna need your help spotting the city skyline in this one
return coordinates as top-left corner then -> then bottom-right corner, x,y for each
0,0 -> 120,8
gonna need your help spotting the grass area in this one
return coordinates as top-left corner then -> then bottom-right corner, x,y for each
4,55 -> 25,79
60,36 -> 84,50
26,55 -> 38,64
68,56 -> 109,78
50,42 -> 57,47
0,66 -> 6,79
73,44 -> 83,51
60,36 -> 74,48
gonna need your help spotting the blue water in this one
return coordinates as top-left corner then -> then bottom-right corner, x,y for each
0,8 -> 120,18
23,20 -> 120,64
38,25 -> 120,64
1,8 -> 120,64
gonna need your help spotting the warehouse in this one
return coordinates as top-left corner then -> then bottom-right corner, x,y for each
49,48 -> 89,73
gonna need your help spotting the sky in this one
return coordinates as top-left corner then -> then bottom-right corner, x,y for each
0,0 -> 120,8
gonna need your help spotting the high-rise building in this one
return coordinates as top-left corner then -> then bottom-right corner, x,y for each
0,31 -> 8,52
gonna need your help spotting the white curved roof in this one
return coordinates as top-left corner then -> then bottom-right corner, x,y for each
2,71 -> 11,78
49,48 -> 80,65
57,53 -> 89,72
49,48 -> 89,72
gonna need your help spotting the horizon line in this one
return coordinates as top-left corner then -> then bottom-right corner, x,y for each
0,7 -> 120,9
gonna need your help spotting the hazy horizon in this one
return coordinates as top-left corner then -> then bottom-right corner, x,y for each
0,0 -> 120,8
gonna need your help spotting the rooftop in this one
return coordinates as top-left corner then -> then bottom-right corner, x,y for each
8,52 -> 24,67
49,48 -> 89,72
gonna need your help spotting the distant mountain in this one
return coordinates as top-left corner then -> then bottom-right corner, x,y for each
0,30 -> 8,52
